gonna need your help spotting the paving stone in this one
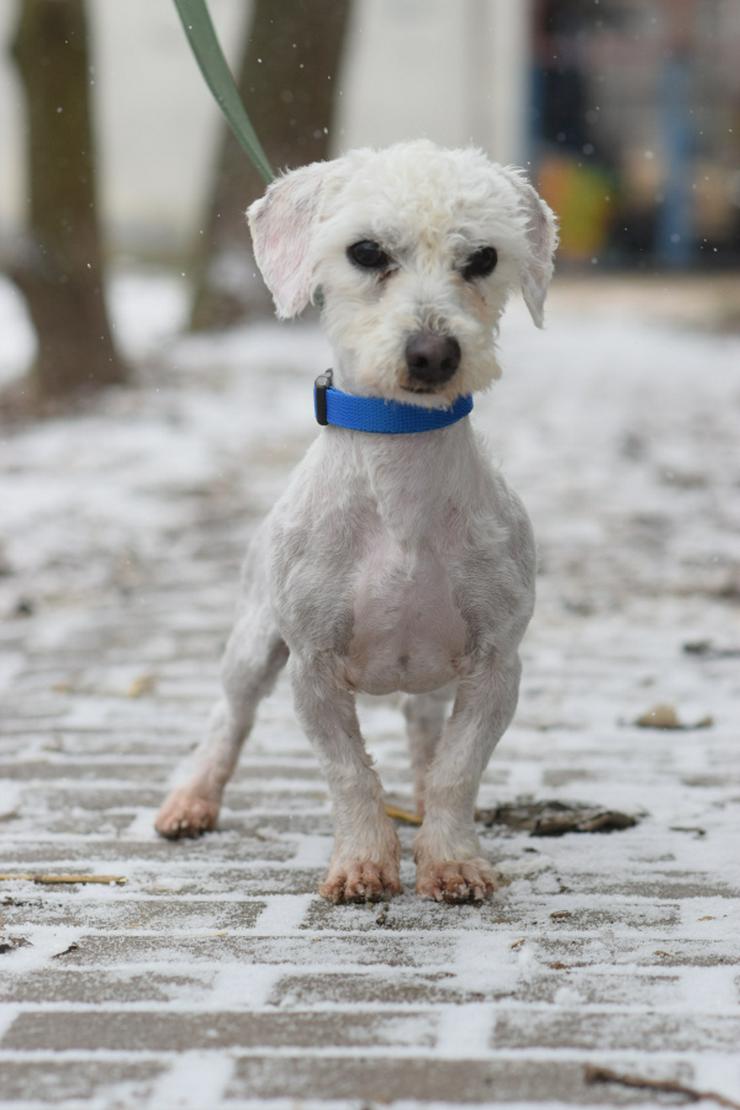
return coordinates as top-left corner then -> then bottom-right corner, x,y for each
0,897 -> 265,931
302,896 -> 681,933
492,1010 -> 740,1053
0,864 -> 325,898
133,866 -> 326,897
11,784 -> 326,812
269,971 -> 509,1007
0,968 -> 213,1004
44,932 -> 457,968
552,874 -> 740,900
2,1009 -> 438,1052
0,760 -> 175,783
536,935 -> 740,968
0,836 -> 296,865
225,1055 -> 679,1103
0,1061 -> 164,1104
516,969 -> 685,1007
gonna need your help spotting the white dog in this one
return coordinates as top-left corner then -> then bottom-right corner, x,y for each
156,140 -> 557,904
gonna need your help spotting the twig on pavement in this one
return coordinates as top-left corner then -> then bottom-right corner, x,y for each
384,803 -> 422,825
585,1064 -> 740,1110
0,873 -> 127,886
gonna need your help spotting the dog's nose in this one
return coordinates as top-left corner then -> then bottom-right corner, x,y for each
405,332 -> 461,386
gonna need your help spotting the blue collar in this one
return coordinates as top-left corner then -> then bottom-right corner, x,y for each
314,371 -> 473,435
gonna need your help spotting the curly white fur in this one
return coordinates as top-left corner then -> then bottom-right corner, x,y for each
156,141 -> 557,905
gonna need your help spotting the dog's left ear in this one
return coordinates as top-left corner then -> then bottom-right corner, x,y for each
500,168 -> 558,328
247,161 -> 332,319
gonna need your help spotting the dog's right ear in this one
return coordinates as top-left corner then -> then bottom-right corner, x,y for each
247,162 -> 330,319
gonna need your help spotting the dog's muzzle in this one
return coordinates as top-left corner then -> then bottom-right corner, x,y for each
404,331 -> 461,390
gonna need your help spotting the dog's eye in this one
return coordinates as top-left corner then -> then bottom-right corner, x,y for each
462,246 -> 498,280
347,240 -> 390,270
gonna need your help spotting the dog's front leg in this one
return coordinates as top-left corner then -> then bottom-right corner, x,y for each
415,653 -> 522,903
291,654 -> 401,903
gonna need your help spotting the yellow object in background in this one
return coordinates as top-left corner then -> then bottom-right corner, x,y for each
538,154 -> 614,261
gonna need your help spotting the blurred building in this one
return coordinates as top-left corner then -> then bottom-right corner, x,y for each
0,0 -> 737,268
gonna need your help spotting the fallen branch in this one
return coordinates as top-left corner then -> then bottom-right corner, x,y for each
0,873 -> 126,886
585,1065 -> 740,1110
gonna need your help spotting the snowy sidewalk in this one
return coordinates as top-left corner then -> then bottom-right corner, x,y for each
1,276 -> 739,1108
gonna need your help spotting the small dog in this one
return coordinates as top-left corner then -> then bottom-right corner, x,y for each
156,141 -> 557,904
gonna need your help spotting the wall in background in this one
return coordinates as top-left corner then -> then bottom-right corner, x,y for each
0,0 -> 529,258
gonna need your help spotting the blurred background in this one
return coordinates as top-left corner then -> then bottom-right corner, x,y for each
0,0 -> 739,624
0,0 -> 738,408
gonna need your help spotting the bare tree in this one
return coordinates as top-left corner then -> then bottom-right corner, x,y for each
7,0 -> 126,409
189,0 -> 351,332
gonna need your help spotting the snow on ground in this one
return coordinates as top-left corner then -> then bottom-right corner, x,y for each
0,270 -> 739,1108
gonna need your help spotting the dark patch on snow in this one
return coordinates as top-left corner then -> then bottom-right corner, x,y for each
477,798 -> 639,837
0,936 -> 31,954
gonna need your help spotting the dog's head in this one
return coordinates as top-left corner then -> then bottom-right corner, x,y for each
248,141 -> 557,405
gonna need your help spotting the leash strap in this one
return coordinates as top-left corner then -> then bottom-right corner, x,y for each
172,0 -> 275,184
172,0 -> 471,437
314,372 -> 473,434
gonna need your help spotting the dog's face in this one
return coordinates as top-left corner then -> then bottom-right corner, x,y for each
248,141 -> 557,406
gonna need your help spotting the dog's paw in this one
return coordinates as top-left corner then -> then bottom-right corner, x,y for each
320,859 -> 401,904
154,788 -> 219,839
416,858 -> 496,903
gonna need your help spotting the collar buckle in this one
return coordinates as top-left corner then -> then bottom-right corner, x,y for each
314,369 -> 333,426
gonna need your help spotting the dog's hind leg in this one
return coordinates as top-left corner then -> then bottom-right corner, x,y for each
155,609 -> 287,838
402,686 -> 454,816
155,541 -> 288,839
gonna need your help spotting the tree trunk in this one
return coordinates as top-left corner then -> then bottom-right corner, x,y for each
9,0 -> 126,403
189,0 -> 351,332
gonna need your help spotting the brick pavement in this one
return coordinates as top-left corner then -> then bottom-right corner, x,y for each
1,290 -> 739,1107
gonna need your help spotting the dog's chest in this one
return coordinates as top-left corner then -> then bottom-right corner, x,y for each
343,529 -> 468,696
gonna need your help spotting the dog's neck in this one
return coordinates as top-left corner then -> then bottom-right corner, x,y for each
330,418 -> 479,542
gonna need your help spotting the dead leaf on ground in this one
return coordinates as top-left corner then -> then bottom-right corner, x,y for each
0,936 -> 30,955
633,703 -> 713,730
476,798 -> 638,837
715,579 -> 740,603
127,673 -> 157,698
52,942 -> 79,958
683,639 -> 740,660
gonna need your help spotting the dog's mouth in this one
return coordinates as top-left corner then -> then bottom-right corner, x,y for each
402,383 -> 438,395
402,374 -> 460,396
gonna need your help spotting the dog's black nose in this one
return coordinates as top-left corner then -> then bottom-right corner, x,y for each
405,332 -> 461,386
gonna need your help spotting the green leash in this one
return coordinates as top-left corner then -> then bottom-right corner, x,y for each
172,0 -> 275,184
